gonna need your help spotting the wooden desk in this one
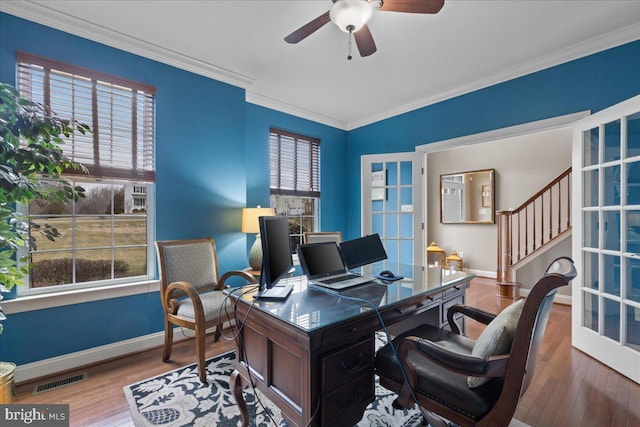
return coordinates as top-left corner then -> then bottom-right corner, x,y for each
227,264 -> 474,426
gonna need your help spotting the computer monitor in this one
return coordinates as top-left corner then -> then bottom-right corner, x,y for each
259,215 -> 294,293
340,233 -> 388,269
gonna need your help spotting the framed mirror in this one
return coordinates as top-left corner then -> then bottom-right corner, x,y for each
440,168 -> 495,224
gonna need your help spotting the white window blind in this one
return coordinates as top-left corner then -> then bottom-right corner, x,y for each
270,128 -> 320,198
17,52 -> 156,182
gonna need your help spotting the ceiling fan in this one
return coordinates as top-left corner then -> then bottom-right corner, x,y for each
284,0 -> 445,58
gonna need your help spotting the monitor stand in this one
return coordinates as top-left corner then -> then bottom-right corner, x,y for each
255,284 -> 293,300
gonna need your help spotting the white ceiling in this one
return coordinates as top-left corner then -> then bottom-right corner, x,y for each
2,0 -> 640,130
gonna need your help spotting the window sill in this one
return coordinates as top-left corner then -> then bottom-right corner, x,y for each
2,280 -> 160,315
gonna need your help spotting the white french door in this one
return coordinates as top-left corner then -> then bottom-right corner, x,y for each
572,95 -> 640,383
361,152 -> 423,269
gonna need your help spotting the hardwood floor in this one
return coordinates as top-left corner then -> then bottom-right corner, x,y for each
12,278 -> 640,427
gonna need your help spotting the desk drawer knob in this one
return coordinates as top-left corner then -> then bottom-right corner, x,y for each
350,327 -> 357,334
338,353 -> 364,374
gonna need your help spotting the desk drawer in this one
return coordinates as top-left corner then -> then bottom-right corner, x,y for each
383,294 -> 442,326
321,316 -> 378,350
321,371 -> 374,426
443,284 -> 466,299
322,338 -> 373,390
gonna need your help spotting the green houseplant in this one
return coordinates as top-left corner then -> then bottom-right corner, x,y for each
0,82 -> 89,334
0,82 -> 89,403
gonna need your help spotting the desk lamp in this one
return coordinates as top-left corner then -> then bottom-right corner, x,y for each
242,206 -> 276,270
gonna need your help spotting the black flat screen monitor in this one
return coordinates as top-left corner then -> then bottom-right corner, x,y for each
340,233 -> 388,269
259,215 -> 294,293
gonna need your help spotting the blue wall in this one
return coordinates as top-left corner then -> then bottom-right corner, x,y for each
0,13 -> 346,365
345,41 -> 640,239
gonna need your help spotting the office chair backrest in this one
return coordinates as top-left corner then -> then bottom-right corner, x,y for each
488,257 -> 574,424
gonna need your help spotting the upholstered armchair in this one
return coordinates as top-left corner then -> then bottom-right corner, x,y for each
155,237 -> 257,383
374,257 -> 576,427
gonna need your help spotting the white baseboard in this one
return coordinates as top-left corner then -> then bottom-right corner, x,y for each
518,287 -> 572,306
467,268 -> 496,279
15,329 -> 169,384
14,321 -> 235,384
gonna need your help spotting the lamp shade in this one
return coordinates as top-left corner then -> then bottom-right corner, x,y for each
241,207 -> 275,234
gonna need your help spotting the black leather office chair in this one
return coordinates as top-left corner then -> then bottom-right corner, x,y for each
374,257 -> 576,427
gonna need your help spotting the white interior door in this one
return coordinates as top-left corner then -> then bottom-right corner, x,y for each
572,95 -> 640,383
361,152 -> 423,268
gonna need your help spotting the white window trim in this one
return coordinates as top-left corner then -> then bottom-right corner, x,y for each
3,279 -> 160,315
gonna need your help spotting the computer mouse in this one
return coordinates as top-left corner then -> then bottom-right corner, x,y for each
379,270 -> 395,279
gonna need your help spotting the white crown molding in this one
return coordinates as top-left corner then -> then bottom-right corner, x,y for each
0,0 -> 255,89
347,23 -> 640,130
2,2 -> 638,131
246,92 -> 348,130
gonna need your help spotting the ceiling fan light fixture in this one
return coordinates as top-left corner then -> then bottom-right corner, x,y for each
330,0 -> 373,33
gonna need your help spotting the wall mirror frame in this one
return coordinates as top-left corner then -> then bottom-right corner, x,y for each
440,168 -> 495,224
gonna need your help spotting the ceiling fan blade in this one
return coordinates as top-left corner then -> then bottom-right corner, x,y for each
354,25 -> 377,57
284,11 -> 331,44
379,0 -> 444,14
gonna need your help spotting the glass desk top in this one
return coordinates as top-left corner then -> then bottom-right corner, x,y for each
227,262 -> 475,332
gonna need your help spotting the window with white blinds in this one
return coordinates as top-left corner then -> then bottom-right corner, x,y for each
16,52 -> 155,181
269,128 -> 320,198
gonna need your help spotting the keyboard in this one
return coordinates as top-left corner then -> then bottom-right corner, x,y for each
323,274 -> 360,284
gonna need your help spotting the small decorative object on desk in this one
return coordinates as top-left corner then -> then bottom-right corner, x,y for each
426,242 -> 445,267
445,251 -> 463,271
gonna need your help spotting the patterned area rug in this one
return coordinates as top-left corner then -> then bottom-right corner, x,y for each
123,350 -> 425,427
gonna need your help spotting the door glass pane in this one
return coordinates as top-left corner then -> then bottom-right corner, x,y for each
400,240 -> 413,264
386,240 -> 399,263
387,188 -> 398,212
583,211 -> 599,249
627,161 -> 640,205
603,210 -> 620,252
400,214 -> 412,238
385,214 -> 398,238
626,112 -> 640,158
603,254 -> 621,296
583,251 -> 599,289
603,298 -> 620,341
400,187 -> 412,206
583,169 -> 599,207
386,162 -> 398,185
603,119 -> 621,163
628,257 -> 640,303
583,292 -> 599,332
372,213 -> 383,235
400,161 -> 412,185
626,304 -> 640,351
629,210 -> 640,253
603,165 -> 621,206
583,127 -> 599,167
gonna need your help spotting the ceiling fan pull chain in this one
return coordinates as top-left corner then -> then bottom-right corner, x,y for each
347,24 -> 354,60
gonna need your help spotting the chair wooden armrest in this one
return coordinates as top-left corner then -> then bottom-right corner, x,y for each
219,270 -> 258,288
447,304 -> 497,334
165,280 -> 206,325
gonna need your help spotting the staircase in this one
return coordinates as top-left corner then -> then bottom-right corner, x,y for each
496,167 -> 572,296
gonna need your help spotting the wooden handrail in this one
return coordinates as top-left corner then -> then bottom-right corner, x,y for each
497,167 -> 572,284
